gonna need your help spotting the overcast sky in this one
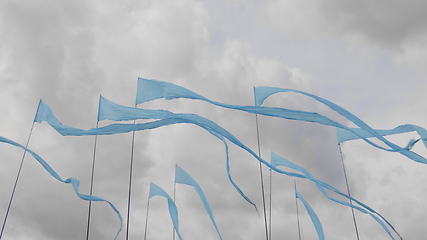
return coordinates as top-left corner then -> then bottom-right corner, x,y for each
1,0 -> 427,239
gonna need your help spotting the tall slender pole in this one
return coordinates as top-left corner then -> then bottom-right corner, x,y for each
0,121 -> 35,239
255,112 -> 269,240
85,120 -> 99,240
126,105 -> 137,240
338,143 -> 360,240
172,180 -> 177,240
294,180 -> 302,240
269,166 -> 272,240
143,198 -> 151,240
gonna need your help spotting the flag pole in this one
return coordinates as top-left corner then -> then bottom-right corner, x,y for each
126,102 -> 137,240
269,158 -> 272,240
85,103 -> 100,240
294,180 -> 302,240
143,196 -> 151,240
0,103 -> 38,239
338,143 -> 360,240
173,167 -> 177,240
254,87 -> 269,240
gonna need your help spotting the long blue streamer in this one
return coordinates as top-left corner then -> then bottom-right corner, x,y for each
35,98 -> 399,239
38,97 -> 257,209
148,182 -> 183,240
175,165 -> 223,240
295,191 -> 325,240
271,155 -> 325,240
98,97 -> 400,239
336,125 -> 427,146
254,86 -> 426,162
270,152 -> 400,240
135,78 -> 426,164
0,136 -> 123,240
98,96 -> 258,210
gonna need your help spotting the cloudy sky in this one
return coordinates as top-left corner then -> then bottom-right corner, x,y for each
1,0 -> 427,239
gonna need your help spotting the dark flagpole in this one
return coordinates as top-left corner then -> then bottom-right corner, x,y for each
126,103 -> 137,240
254,87 -> 269,240
1,104 -> 38,239
294,180 -> 302,240
338,143 -> 360,240
85,99 -> 100,240
173,167 -> 177,240
269,161 -> 272,240
143,196 -> 151,240
0,122 -> 35,239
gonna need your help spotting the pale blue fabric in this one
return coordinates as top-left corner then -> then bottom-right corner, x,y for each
35,98 -> 398,239
270,155 -> 324,240
254,86 -> 426,163
135,78 -> 427,164
0,136 -> 122,240
270,152 -> 399,240
98,96 -> 173,121
295,191 -> 325,240
336,125 -> 427,147
175,165 -> 222,240
148,182 -> 183,240
38,98 -> 257,209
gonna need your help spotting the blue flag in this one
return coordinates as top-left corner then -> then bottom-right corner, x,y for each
0,136 -> 123,240
135,78 -> 426,164
336,125 -> 427,147
295,190 -> 325,240
270,155 -> 324,239
270,152 -> 400,240
148,182 -> 183,240
34,98 -> 399,239
175,165 -> 222,240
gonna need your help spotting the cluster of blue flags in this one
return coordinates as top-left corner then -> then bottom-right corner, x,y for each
2,77 -> 424,239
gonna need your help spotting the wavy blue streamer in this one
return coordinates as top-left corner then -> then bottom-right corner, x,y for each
336,125 -> 427,147
270,155 -> 324,240
148,182 -> 183,240
0,136 -> 123,240
135,78 -> 426,164
175,165 -> 223,240
295,191 -> 325,240
270,152 -> 400,240
35,98 -> 398,239
254,86 -> 426,163
100,97 -> 400,239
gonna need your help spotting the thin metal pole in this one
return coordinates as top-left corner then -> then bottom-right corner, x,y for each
172,180 -> 176,240
338,143 -> 360,240
294,180 -> 302,240
126,106 -> 137,240
269,168 -> 272,240
255,112 -> 269,240
0,121 -> 35,239
85,120 -> 99,240
143,198 -> 151,240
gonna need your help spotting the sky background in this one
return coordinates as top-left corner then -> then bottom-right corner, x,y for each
1,0 -> 427,239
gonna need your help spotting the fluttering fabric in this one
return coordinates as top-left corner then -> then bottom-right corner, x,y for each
295,191 -> 324,240
148,182 -> 183,240
254,86 -> 427,163
35,98 -> 399,239
0,136 -> 122,240
96,98 -> 401,239
39,97 -> 257,209
175,165 -> 222,240
336,125 -> 427,147
135,78 -> 426,164
271,155 -> 324,240
98,96 -> 173,121
270,152 -> 400,240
